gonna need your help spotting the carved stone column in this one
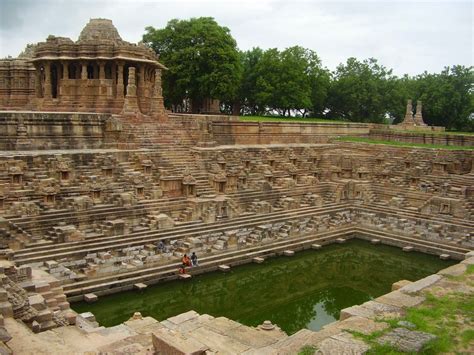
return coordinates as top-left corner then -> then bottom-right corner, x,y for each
34,64 -> 42,98
81,62 -> 88,79
116,62 -> 124,98
43,62 -> 52,99
150,68 -> 166,120
60,61 -> 69,96
121,66 -> 140,115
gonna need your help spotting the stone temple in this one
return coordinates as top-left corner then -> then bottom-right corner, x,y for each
0,19 -> 473,354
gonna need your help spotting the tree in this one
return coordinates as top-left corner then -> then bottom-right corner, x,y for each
238,47 -> 265,115
410,66 -> 473,131
327,58 -> 397,123
143,17 -> 242,113
245,46 -> 327,117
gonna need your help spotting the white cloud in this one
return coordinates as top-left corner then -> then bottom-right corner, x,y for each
0,0 -> 472,75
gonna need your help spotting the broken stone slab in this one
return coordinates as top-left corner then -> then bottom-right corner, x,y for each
377,328 -> 436,352
252,257 -> 264,264
283,250 -> 294,256
392,280 -> 412,291
439,254 -> 450,260
218,264 -> 230,272
84,293 -> 98,303
179,274 -> 192,280
336,238 -> 346,244
399,274 -> 442,294
311,244 -> 322,250
370,239 -> 381,245
403,246 -> 414,252
317,332 -> 369,354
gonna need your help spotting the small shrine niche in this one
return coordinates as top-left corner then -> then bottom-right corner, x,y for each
60,170 -> 70,181
102,167 -> 113,177
142,160 -> 152,175
136,186 -> 144,198
45,193 -> 56,204
11,173 -> 22,184
91,189 -> 101,200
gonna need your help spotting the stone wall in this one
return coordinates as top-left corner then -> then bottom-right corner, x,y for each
369,129 -> 474,147
211,121 -> 373,145
0,111 -> 108,150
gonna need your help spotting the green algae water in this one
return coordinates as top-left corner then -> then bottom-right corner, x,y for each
72,239 -> 455,334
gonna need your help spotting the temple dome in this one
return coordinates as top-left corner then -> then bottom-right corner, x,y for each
77,18 -> 123,43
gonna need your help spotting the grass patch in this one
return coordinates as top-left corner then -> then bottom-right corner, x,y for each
297,345 -> 317,355
335,136 -> 474,150
239,115 -> 348,124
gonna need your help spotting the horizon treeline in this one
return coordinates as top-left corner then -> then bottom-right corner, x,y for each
143,17 -> 473,131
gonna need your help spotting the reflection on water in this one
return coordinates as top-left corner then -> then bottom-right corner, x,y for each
73,239 -> 454,334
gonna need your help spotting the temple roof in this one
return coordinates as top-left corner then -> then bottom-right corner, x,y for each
78,19 -> 123,43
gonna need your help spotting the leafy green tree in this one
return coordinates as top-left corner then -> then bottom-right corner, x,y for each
327,57 -> 397,123
238,47 -> 265,115
411,66 -> 473,131
143,17 -> 241,113
248,46 -> 327,117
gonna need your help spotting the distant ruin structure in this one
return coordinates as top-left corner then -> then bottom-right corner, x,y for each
399,99 -> 427,127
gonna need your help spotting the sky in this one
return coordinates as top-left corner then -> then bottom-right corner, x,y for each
0,0 -> 472,76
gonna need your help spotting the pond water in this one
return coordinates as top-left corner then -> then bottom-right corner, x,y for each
72,239 -> 455,334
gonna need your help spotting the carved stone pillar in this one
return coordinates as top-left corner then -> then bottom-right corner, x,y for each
116,62 -> 124,98
150,68 -> 166,120
121,66 -> 140,115
34,65 -> 42,98
43,62 -> 52,99
60,61 -> 68,96
81,62 -> 87,79
99,62 -> 105,80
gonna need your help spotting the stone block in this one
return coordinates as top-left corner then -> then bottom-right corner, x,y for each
218,264 -> 230,272
58,301 -> 70,310
392,280 -> 412,291
152,328 -> 208,354
34,282 -> 50,293
28,294 -> 46,311
179,274 -> 192,280
439,254 -> 450,260
79,312 -> 96,323
0,326 -> 10,343
252,257 -> 264,264
402,246 -> 414,252
36,309 -> 52,323
63,310 -> 76,325
0,288 -> 7,303
377,328 -> 436,352
399,274 -> 442,294
44,260 -> 58,269
84,293 -> 98,303
336,238 -> 346,244
283,250 -> 294,256
134,283 -> 147,291
0,302 -> 12,318
371,239 -> 381,244
311,244 -> 322,250
32,320 -> 41,333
